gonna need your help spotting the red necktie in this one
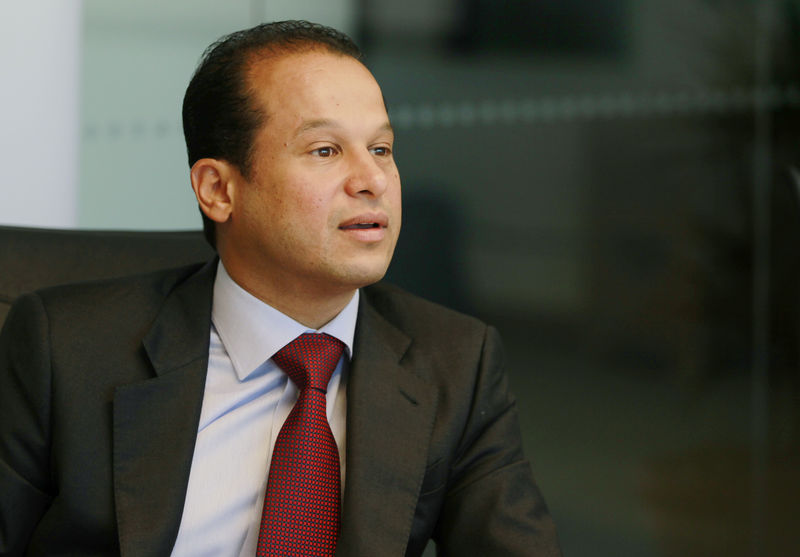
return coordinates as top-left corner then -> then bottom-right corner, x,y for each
257,333 -> 344,556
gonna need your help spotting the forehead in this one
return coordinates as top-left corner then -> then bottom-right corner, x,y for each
244,50 -> 386,123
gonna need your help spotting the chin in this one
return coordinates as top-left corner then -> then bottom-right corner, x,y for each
336,261 -> 391,290
350,269 -> 388,289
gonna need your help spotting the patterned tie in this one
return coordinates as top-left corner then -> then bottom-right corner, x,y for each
257,333 -> 344,556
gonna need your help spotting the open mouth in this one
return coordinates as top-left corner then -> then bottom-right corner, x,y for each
338,214 -> 388,230
340,222 -> 382,230
337,215 -> 388,242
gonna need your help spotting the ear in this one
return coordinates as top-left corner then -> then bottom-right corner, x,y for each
190,158 -> 235,223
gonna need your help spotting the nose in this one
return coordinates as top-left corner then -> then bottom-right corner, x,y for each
343,150 -> 389,198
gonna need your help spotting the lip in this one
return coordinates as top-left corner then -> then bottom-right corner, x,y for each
338,212 -> 389,242
338,213 -> 389,229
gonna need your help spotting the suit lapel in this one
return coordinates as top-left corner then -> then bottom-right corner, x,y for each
113,261 -> 216,557
337,292 -> 439,556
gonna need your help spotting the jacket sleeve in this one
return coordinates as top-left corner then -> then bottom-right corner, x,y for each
0,294 -> 54,556
432,325 -> 562,556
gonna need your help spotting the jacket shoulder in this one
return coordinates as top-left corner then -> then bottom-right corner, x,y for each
361,281 -> 488,342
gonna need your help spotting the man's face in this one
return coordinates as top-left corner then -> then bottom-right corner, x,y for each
221,50 -> 401,302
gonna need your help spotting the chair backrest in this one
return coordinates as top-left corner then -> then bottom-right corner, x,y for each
0,226 -> 214,328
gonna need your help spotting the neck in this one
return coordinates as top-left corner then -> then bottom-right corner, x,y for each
221,260 -> 356,330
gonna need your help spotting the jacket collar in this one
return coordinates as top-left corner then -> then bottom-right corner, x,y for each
113,260 -> 216,557
336,287 -> 439,556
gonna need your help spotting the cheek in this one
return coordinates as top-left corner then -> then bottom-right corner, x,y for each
298,195 -> 326,225
282,189 -> 332,236
309,193 -> 326,210
288,176 -> 326,207
389,179 -> 402,207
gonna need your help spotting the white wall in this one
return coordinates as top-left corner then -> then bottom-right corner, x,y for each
0,1 -> 82,228
0,1 -> 356,230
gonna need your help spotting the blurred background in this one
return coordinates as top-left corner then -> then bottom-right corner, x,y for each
3,1 -> 800,555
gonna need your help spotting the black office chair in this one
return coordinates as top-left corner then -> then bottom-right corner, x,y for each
0,226 -> 214,327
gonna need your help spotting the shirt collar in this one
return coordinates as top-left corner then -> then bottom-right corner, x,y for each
211,260 -> 359,381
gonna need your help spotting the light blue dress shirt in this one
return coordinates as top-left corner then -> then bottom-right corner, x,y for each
171,262 -> 358,556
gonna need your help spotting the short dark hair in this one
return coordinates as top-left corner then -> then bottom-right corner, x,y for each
182,20 -> 363,248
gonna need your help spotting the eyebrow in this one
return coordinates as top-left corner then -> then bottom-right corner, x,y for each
293,119 -> 394,139
296,119 -> 339,136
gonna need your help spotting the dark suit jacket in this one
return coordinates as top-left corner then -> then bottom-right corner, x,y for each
0,261 -> 560,556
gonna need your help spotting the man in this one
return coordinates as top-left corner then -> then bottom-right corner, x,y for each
0,21 -> 560,556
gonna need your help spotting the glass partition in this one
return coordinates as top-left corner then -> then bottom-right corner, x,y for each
79,1 -> 800,554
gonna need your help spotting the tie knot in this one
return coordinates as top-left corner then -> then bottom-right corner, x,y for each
272,333 -> 345,392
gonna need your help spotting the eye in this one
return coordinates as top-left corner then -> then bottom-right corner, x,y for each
311,146 -> 338,158
370,145 -> 392,157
